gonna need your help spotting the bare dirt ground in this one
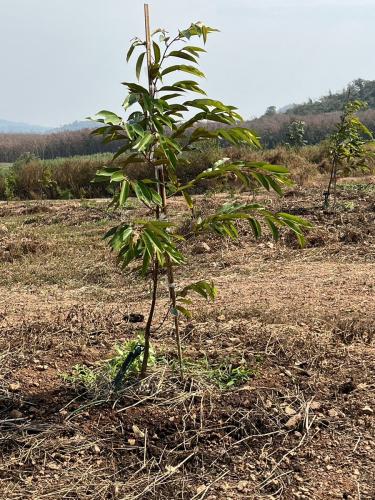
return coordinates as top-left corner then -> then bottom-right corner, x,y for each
0,182 -> 374,499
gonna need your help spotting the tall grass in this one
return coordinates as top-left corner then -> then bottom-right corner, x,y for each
0,154 -> 113,200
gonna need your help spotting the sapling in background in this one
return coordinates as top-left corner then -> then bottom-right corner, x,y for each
90,6 -> 311,380
286,120 -> 307,150
324,99 -> 374,209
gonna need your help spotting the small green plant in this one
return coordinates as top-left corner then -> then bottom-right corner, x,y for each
342,200 -> 356,211
324,99 -> 374,209
62,363 -> 99,391
209,363 -> 254,388
90,8 -> 311,379
286,120 -> 307,149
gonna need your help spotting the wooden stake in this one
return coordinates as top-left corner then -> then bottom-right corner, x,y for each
144,4 -> 153,95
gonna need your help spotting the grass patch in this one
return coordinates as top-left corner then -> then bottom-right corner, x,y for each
180,357 -> 257,389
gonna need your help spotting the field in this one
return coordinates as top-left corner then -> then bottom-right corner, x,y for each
0,182 -> 374,499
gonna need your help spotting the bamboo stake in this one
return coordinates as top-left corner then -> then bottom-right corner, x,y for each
144,4 -> 155,99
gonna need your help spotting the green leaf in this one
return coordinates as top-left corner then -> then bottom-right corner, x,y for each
277,212 -> 313,227
179,23 -> 219,42
252,173 -> 270,191
182,190 -> 194,209
168,50 -> 197,63
119,180 -> 130,206
161,65 -> 205,78
88,110 -> 122,125
160,80 -> 207,95
184,98 -> 235,112
136,52 -> 146,80
133,132 -> 154,152
132,181 -> 162,207
249,218 -> 262,239
266,176 -> 283,196
161,93 -> 183,101
122,82 -> 149,94
126,43 -> 136,62
175,305 -> 192,319
257,163 -> 289,174
182,46 -> 207,54
110,171 -> 126,183
95,166 -> 120,177
177,280 -> 217,301
265,218 -> 279,240
153,41 -> 161,64
122,93 -> 140,111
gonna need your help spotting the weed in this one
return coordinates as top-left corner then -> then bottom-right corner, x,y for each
62,363 -> 98,390
209,363 -> 255,388
342,201 -> 356,211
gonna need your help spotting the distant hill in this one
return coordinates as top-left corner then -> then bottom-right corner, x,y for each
0,119 -> 48,134
285,79 -> 375,115
50,121 -> 98,133
0,119 -> 97,134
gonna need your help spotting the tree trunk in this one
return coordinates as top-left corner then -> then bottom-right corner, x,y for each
141,260 -> 159,378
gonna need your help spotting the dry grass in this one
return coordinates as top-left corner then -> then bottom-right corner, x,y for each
0,184 -> 374,499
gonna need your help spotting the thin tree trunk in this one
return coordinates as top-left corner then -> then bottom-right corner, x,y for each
325,157 -> 337,209
141,260 -> 159,378
332,165 -> 338,210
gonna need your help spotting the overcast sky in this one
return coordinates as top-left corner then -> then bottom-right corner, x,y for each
0,0 -> 373,127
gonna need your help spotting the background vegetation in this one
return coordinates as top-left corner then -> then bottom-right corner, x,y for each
0,144 -> 340,201
285,78 -> 375,115
1,79 -> 375,201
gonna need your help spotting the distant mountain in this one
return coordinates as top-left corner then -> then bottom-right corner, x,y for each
0,119 -> 97,134
284,78 -> 375,116
0,119 -> 49,134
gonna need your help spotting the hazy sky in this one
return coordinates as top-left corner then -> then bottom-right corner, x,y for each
0,0 -> 373,127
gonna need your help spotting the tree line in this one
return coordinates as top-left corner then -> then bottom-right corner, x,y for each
1,108 -> 375,163
0,129 -> 118,163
